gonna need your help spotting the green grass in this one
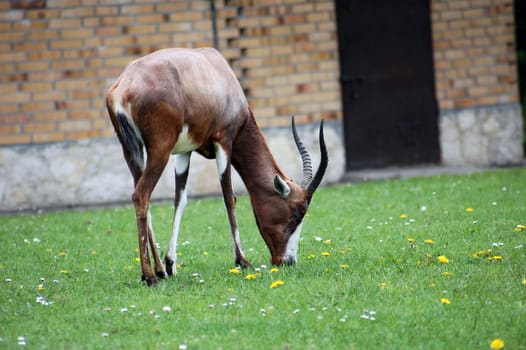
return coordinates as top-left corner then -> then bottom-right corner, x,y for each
1,168 -> 525,349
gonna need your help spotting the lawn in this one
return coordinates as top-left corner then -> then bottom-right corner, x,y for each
1,168 -> 525,349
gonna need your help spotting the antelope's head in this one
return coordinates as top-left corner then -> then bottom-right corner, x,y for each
257,118 -> 328,266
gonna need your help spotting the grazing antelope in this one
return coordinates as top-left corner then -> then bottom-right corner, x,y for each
106,48 -> 328,285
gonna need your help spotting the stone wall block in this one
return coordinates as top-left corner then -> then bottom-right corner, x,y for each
0,121 -> 345,212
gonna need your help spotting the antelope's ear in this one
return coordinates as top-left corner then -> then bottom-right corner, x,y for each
274,174 -> 291,199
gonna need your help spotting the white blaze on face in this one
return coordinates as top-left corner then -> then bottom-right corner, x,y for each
284,221 -> 304,264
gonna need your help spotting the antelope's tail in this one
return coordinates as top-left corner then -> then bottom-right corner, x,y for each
109,102 -> 145,170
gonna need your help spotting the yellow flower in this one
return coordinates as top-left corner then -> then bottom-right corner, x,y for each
307,254 -> 316,260
203,251 -> 208,256
423,239 -> 434,244
490,338 -> 505,350
438,255 -> 449,264
321,251 -> 330,257
270,267 -> 279,273
59,269 -> 69,274
440,297 -> 451,305
37,284 -> 44,291
514,224 -> 525,232
400,213 -> 408,219
407,237 -> 416,244
245,273 -> 257,280
379,282 -> 387,288
340,264 -> 349,269
58,252 -> 67,257
522,279 -> 526,286
442,271 -> 453,276
465,207 -> 474,213
269,280 -> 284,289
323,239 -> 331,244
229,268 -> 240,274
134,257 -> 140,262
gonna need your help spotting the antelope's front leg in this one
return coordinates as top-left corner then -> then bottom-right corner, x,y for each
215,143 -> 251,268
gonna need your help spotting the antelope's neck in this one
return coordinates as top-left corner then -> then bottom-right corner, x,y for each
231,113 -> 285,198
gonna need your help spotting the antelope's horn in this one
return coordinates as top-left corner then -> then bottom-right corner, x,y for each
291,116 -> 313,188
306,120 -> 328,196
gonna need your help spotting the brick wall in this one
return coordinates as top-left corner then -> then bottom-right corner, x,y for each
0,0 -> 341,146
431,0 -> 519,110
224,0 -> 341,127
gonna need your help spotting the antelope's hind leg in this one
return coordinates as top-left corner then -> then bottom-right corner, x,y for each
132,154 -> 171,286
165,153 -> 191,276
147,209 -> 166,279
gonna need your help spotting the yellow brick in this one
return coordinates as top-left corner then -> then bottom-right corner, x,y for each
20,82 -> 53,92
0,134 -> 31,145
32,132 -> 66,143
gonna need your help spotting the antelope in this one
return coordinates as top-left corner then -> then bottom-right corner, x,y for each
106,48 -> 328,285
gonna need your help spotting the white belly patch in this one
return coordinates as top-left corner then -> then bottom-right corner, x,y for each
172,124 -> 198,154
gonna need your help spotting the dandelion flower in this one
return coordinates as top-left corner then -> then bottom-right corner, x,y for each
321,251 -> 330,257
134,257 -> 140,262
340,264 -> 349,269
269,280 -> 284,289
514,224 -> 525,232
37,284 -> 44,291
424,239 -> 434,244
438,255 -> 449,264
442,271 -> 453,276
465,207 -> 474,213
490,338 -> 505,350
59,269 -> 69,274
522,279 -> 526,286
58,252 -> 67,257
440,297 -> 451,305
400,213 -> 408,219
379,282 -> 387,288
229,268 -> 240,274
270,267 -> 279,273
245,274 -> 257,280
407,237 -> 416,244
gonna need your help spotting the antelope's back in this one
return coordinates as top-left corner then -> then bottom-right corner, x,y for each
108,48 -> 249,132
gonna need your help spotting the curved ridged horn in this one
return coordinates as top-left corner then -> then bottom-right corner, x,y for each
291,116 -> 313,188
306,120 -> 328,197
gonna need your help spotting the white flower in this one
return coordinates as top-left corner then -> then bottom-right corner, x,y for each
162,306 -> 171,312
17,336 -> 26,345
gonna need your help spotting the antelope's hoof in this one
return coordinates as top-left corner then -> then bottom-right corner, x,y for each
165,257 -> 175,277
156,269 -> 167,279
236,257 -> 252,269
141,274 -> 158,286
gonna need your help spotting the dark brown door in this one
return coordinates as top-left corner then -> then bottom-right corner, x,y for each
335,0 -> 440,170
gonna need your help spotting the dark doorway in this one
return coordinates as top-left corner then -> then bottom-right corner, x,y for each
335,0 -> 440,170
514,0 -> 526,151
